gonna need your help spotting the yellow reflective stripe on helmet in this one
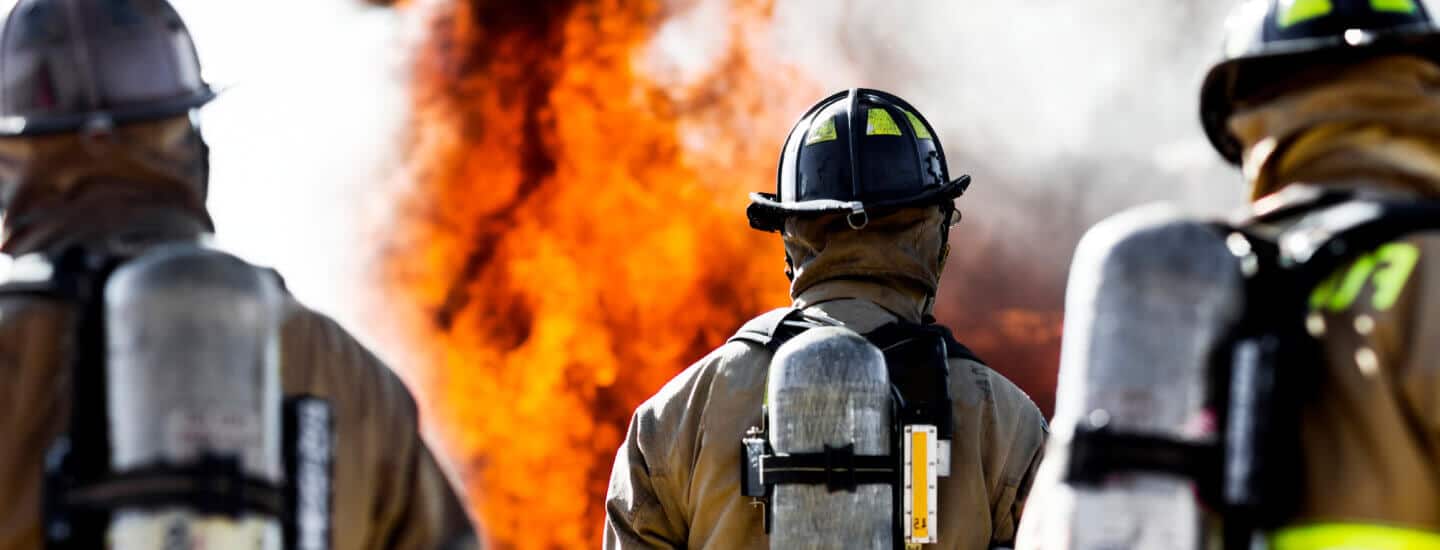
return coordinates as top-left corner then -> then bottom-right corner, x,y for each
1279,0 -> 1334,28
1273,524 -> 1440,550
867,108 -> 902,136
806,117 -> 838,145
905,111 -> 933,140
1372,0 -> 1419,13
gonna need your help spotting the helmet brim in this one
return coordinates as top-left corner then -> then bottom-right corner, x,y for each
0,87 -> 217,137
746,174 -> 971,232
1201,28 -> 1440,165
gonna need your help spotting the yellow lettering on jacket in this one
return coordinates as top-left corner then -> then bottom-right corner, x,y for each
1309,243 -> 1420,312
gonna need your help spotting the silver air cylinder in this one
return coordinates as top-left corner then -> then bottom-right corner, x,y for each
768,326 -> 892,549
1017,205 -> 1245,550
104,244 -> 285,549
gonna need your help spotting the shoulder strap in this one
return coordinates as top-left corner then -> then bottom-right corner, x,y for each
728,306 -> 985,364
727,307 -> 837,351
1276,198 -> 1440,286
866,321 -> 984,364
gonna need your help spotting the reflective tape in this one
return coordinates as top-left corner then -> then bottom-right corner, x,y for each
905,111 -> 932,140
867,108 -> 902,136
1273,523 -> 1440,550
1308,242 -> 1419,313
1372,0 -> 1419,14
806,117 -> 838,145
1279,0 -> 1334,28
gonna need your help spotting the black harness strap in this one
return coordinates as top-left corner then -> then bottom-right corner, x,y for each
64,455 -> 286,518
1065,425 -> 1220,487
760,445 -> 897,492
727,307 -> 986,364
728,307 -> 836,351
7,250 -> 125,550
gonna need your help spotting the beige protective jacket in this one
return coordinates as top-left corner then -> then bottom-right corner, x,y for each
604,286 -> 1048,549
1222,56 -> 1440,532
0,216 -> 476,549
1258,188 -> 1440,530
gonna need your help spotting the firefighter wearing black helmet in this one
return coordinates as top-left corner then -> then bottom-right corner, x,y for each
1018,1 -> 1440,549
0,1 -> 476,548
1205,0 -> 1440,546
604,89 -> 1047,549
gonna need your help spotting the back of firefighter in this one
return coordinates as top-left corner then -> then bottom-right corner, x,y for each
1203,0 -> 1440,546
0,0 -> 476,548
604,89 -> 1047,549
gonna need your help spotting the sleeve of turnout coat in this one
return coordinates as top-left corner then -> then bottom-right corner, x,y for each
278,302 -> 479,550
603,343 -> 743,550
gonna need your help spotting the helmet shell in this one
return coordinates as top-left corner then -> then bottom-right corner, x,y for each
0,0 -> 214,136
747,88 -> 970,232
1200,0 -> 1440,164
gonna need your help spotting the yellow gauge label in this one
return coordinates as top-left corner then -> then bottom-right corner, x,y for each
911,429 -> 930,540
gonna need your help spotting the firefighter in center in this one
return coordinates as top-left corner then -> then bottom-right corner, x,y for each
604,88 -> 1048,549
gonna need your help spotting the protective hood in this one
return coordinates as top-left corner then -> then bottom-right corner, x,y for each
1229,55 -> 1440,200
783,206 -> 948,322
0,115 -> 211,254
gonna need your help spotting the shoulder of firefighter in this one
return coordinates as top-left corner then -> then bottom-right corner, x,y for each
1017,189 -> 1440,550
604,298 -> 1048,550
0,247 -> 477,550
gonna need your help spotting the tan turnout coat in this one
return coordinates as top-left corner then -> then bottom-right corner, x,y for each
604,288 -> 1048,549
0,214 -> 477,549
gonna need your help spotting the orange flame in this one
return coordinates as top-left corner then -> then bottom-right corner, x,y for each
382,1 -> 810,547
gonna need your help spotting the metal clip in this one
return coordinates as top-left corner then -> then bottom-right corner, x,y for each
847,203 -> 869,230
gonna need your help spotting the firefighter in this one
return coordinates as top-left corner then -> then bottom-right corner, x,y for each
604,88 -> 1048,549
0,0 -> 476,548
1018,1 -> 1440,549
1204,0 -> 1440,545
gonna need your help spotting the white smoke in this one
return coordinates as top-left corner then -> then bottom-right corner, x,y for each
171,0 -> 411,355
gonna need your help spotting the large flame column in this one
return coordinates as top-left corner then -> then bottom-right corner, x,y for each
382,0 -> 804,547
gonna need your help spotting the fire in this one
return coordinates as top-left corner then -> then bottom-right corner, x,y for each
381,0 -> 808,547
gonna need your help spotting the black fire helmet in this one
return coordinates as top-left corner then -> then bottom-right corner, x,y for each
1201,0 -> 1440,164
747,88 -> 970,233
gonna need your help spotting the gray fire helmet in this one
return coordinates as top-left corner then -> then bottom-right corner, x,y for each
0,0 -> 214,136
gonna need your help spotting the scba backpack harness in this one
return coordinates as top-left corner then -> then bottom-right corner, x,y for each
1063,188 -> 1440,550
732,307 -> 990,548
0,246 -> 334,550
